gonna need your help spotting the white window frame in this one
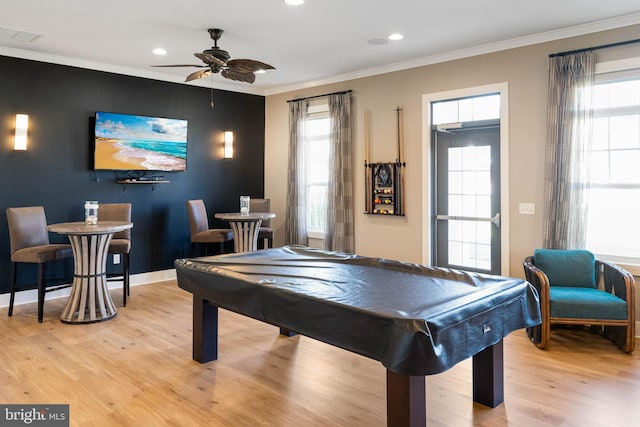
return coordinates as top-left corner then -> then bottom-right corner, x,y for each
587,56 -> 640,275
303,101 -> 330,240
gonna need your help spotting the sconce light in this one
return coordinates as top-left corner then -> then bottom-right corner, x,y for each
224,130 -> 234,158
14,114 -> 29,150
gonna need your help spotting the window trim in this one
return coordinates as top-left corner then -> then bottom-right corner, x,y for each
587,56 -> 640,274
303,102 -> 330,240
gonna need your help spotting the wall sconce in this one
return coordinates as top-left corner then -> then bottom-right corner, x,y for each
224,131 -> 234,158
14,114 -> 29,150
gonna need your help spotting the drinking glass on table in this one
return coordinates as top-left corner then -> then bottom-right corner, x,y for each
84,201 -> 99,225
240,196 -> 250,216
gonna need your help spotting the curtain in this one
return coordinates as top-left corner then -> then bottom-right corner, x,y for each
284,100 -> 308,245
325,93 -> 355,252
543,52 -> 595,249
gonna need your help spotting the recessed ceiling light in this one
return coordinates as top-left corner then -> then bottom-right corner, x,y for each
153,48 -> 167,55
387,33 -> 404,41
255,69 -> 267,74
284,0 -> 305,5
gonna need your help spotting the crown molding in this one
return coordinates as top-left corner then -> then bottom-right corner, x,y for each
0,45 -> 263,95
264,12 -> 640,96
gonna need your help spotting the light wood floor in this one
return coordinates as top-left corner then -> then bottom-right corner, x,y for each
1,280 -> 639,426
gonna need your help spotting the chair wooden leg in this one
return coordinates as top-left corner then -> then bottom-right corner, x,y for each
603,325 -> 635,353
122,253 -> 130,306
37,263 -> 45,323
8,263 -> 17,317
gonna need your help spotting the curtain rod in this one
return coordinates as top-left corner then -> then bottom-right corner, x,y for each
549,38 -> 640,58
287,89 -> 352,103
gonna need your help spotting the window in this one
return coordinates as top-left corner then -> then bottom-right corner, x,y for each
432,93 -> 500,125
586,70 -> 640,266
303,103 -> 331,238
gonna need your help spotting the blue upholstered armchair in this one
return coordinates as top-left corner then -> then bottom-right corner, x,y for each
523,249 -> 635,353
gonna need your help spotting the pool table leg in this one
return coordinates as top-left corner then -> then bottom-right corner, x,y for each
472,339 -> 504,407
386,370 -> 426,427
193,296 -> 219,363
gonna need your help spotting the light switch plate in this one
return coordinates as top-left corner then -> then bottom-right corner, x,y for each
519,203 -> 535,215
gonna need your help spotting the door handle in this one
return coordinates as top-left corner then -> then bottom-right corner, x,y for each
436,212 -> 501,228
490,213 -> 500,228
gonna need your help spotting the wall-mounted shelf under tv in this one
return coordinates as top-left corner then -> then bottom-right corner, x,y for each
117,179 -> 169,192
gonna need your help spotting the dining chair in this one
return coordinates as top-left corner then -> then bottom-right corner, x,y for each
186,200 -> 233,255
249,198 -> 274,249
6,206 -> 73,323
99,203 -> 132,306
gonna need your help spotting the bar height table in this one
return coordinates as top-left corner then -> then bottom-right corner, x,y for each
215,212 -> 275,253
48,221 -> 133,324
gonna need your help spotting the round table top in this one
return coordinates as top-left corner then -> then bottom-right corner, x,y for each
48,221 -> 133,235
215,212 -> 276,221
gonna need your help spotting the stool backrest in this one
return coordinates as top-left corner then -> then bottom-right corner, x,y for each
6,206 -> 49,254
99,203 -> 132,240
249,198 -> 271,227
186,200 -> 209,237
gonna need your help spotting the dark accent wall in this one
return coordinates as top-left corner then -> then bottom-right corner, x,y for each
0,55 -> 265,293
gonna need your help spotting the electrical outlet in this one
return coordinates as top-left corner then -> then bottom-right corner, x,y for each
519,203 -> 535,215
113,254 -> 121,264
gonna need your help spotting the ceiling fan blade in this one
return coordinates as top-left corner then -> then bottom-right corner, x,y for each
185,69 -> 212,82
227,59 -> 275,73
151,64 -> 208,68
221,68 -> 256,84
194,52 -> 226,67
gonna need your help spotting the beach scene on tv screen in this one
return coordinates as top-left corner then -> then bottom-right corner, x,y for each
94,112 -> 188,171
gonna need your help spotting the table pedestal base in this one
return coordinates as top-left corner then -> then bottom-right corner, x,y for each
60,233 -> 117,324
228,219 -> 263,252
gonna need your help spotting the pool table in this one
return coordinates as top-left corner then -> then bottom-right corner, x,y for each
175,246 -> 540,426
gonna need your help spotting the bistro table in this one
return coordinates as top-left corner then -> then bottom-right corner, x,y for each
48,221 -> 133,324
214,212 -> 276,253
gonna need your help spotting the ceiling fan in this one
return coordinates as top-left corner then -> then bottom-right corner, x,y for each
152,28 -> 275,84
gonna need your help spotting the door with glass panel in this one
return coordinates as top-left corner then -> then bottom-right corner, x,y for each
433,121 -> 501,274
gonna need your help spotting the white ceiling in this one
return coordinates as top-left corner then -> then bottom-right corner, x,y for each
1,0 -> 640,96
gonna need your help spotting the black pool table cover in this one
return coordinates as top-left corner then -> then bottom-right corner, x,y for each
175,246 -> 541,376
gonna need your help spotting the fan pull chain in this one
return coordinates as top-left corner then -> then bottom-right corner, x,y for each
210,82 -> 215,109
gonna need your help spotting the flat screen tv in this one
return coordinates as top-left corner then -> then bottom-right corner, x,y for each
94,111 -> 188,171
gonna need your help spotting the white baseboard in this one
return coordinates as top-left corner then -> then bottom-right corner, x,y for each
0,269 -> 177,309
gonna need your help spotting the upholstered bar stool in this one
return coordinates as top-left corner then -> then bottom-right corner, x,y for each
186,200 -> 233,255
100,203 -> 132,306
6,206 -> 73,323
249,198 -> 274,249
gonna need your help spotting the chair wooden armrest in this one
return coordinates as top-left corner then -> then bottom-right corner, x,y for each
523,256 -> 550,348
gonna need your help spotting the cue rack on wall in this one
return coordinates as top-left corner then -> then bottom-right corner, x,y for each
364,106 -> 406,216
